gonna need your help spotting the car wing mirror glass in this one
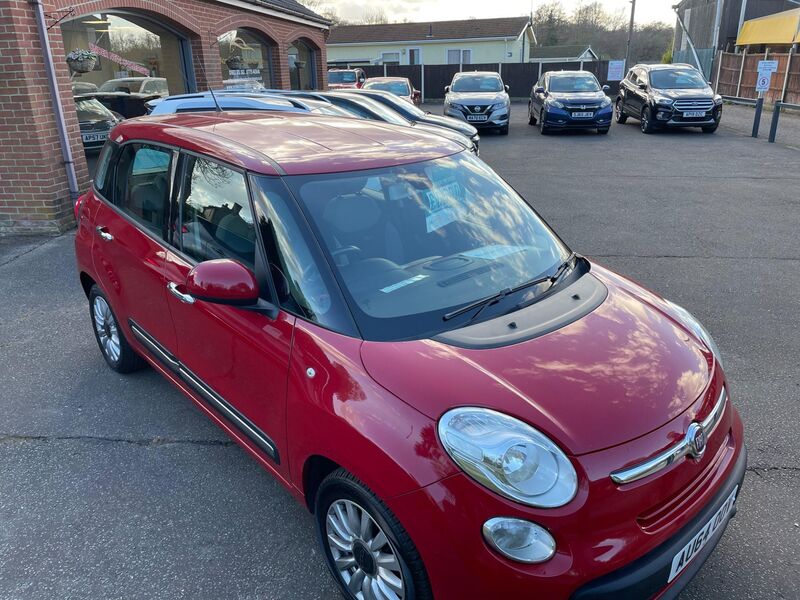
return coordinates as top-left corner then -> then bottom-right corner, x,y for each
534,86 -> 545,95
602,84 -> 610,92
444,85 -> 450,93
638,82 -> 647,90
504,84 -> 510,92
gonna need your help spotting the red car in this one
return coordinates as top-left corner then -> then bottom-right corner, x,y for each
74,112 -> 745,600
328,67 -> 367,89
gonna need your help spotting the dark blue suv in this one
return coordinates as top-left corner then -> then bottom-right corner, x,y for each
528,71 -> 612,135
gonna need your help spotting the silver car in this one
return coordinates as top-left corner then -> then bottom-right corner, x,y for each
444,71 -> 511,135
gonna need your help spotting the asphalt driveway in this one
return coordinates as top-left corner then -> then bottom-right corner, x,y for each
1,105 -> 798,599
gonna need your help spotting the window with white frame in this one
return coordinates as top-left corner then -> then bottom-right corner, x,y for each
447,49 -> 471,65
408,48 -> 421,65
381,52 -> 400,65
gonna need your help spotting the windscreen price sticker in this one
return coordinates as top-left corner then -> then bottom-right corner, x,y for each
756,72 -> 772,93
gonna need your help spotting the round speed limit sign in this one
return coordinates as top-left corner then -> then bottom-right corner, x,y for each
756,73 -> 771,92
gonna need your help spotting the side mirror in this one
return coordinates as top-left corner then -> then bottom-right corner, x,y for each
186,259 -> 259,306
534,86 -> 545,95
602,84 -> 610,93
444,85 -> 450,93
412,89 -> 421,98
638,82 -> 647,90
504,84 -> 510,92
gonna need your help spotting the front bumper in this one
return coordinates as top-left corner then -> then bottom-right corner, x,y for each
573,444 -> 746,600
544,106 -> 613,130
387,378 -> 745,600
445,105 -> 509,129
653,104 -> 722,128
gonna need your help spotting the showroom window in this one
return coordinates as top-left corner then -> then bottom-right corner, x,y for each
61,12 -> 191,122
218,29 -> 275,90
288,40 -> 317,90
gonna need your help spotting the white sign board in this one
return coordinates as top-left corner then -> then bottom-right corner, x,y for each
757,60 -> 779,74
756,71 -> 772,93
607,60 -> 626,81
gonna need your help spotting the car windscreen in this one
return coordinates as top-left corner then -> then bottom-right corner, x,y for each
549,75 -> 600,93
649,69 -> 707,90
366,91 -> 426,117
364,81 -> 411,96
75,98 -> 114,122
329,71 -> 357,83
451,74 -> 503,93
286,152 -> 570,341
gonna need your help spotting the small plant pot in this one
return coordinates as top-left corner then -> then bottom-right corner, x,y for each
225,56 -> 244,70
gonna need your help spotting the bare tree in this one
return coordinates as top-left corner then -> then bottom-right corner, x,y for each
360,7 -> 388,25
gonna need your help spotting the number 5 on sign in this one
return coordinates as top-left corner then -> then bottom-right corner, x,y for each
756,72 -> 772,93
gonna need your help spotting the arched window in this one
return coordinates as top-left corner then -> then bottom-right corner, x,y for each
218,28 -> 276,90
288,40 -> 317,90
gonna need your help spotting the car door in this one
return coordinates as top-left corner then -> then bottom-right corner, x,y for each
538,74 -> 549,119
629,69 -> 648,117
91,142 -> 179,358
161,153 -> 295,479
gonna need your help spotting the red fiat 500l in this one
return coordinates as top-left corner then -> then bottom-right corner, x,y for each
74,112 -> 745,600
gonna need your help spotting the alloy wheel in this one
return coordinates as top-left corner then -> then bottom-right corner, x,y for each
326,499 -> 406,600
92,296 -> 121,363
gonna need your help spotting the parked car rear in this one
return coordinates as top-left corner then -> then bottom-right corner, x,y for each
363,77 -> 421,106
327,68 -> 366,89
74,95 -> 120,152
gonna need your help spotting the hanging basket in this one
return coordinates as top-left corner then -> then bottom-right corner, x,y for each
225,56 -> 244,70
66,49 -> 98,74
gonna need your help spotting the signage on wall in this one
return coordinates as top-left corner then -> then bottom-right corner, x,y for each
89,43 -> 150,76
757,60 -> 778,74
607,60 -> 625,81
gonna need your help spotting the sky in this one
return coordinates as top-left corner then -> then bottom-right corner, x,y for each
323,1 -> 676,25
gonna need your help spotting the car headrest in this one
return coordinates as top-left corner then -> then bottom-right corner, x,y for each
323,193 -> 382,235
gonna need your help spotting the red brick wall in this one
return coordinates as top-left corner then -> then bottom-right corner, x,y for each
0,0 -> 328,234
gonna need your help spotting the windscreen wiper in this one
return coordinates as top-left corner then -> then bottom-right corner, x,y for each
442,252 -> 577,324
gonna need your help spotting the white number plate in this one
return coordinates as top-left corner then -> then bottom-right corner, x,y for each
682,111 -> 706,118
82,132 -> 109,143
466,115 -> 488,122
668,485 -> 738,583
572,111 -> 594,118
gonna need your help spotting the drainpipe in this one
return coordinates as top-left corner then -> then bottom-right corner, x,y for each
29,0 -> 80,206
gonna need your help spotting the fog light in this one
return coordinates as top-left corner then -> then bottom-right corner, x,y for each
657,111 -> 670,120
483,517 -> 556,563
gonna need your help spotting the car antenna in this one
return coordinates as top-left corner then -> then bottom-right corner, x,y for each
198,36 -> 223,113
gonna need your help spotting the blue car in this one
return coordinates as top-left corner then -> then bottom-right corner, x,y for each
528,70 -> 613,135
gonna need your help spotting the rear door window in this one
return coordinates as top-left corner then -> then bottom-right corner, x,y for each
113,144 -> 173,238
177,155 -> 256,268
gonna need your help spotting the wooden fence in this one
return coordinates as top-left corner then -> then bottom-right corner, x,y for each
715,50 -> 800,104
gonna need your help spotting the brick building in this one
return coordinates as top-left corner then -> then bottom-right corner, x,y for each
0,0 -> 329,234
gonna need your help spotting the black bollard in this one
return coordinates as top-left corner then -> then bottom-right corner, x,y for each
768,102 -> 781,143
752,96 -> 764,138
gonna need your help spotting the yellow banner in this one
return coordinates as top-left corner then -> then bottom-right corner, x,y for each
736,8 -> 800,46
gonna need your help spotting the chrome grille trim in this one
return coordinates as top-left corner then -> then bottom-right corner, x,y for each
673,99 -> 714,112
610,387 -> 728,485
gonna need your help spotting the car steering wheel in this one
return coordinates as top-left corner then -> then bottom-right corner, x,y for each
330,245 -> 362,265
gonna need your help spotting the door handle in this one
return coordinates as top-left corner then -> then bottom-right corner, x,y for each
96,226 -> 114,242
167,281 -> 195,304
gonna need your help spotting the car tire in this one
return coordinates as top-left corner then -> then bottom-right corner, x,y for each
315,468 -> 433,600
640,106 -> 655,134
499,124 -> 509,135
615,100 -> 628,124
528,103 -> 537,125
88,285 -> 145,373
597,127 -> 610,135
702,125 -> 718,134
539,111 -> 549,135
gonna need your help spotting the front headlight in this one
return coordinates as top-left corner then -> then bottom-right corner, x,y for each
600,97 -> 612,108
666,300 -> 723,369
654,96 -> 674,105
491,102 -> 508,111
438,407 -> 578,508
714,95 -> 723,105
546,98 -> 565,109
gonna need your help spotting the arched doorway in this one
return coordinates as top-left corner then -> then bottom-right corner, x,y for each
288,39 -> 318,90
218,28 -> 276,90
